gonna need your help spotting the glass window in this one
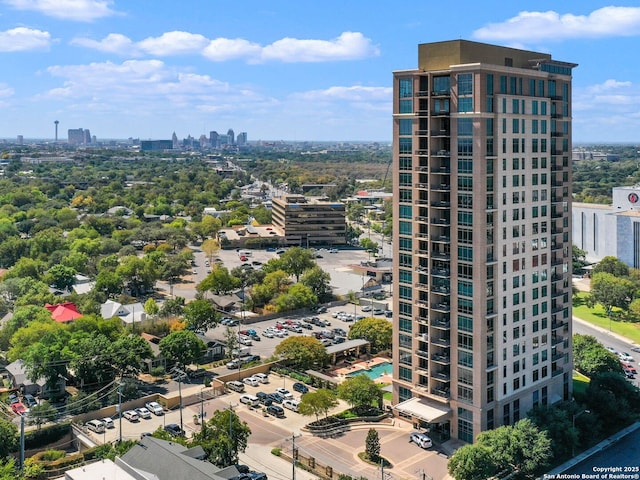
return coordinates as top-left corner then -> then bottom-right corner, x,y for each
399,366 -> 412,381
398,118 -> 412,136
399,138 -> 412,154
458,138 -> 473,155
458,73 -> 473,95
399,221 -> 412,235
399,173 -> 412,186
486,74 -> 493,94
458,118 -> 473,135
433,76 -> 450,94
399,78 -> 413,98
399,156 -> 412,170
399,100 -> 412,114
399,205 -> 412,219
458,97 -> 473,112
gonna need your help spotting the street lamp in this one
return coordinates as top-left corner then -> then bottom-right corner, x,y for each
572,409 -> 590,457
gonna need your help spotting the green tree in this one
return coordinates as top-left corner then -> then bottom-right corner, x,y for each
348,317 -> 392,351
573,334 -> 622,377
572,245 -> 588,273
116,255 -> 158,297
527,402 -> 582,462
337,374 -> 383,410
201,238 -> 220,261
159,330 -> 206,368
0,458 -> 19,480
198,265 -> 239,295
192,408 -> 251,467
183,299 -> 218,332
300,265 -> 332,301
108,335 -> 154,377
448,444 -> 497,480
144,297 -> 159,316
94,270 -> 124,298
298,389 -> 338,421
359,237 -> 379,255
0,419 -> 18,458
272,283 -> 317,312
279,246 -> 316,281
274,336 -> 329,370
28,402 -> 57,430
584,372 -> 640,433
46,264 -> 77,291
592,256 -> 629,277
365,428 -> 380,462
589,272 -> 635,312
159,296 -> 185,317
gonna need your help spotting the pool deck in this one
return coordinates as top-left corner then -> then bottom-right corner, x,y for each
333,357 -> 391,382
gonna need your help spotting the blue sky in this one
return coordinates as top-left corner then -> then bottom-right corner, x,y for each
1,0 -> 640,143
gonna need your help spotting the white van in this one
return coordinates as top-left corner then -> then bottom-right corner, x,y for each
226,381 -> 245,393
252,373 -> 269,384
86,419 -> 105,433
239,394 -> 260,407
283,399 -> 300,413
239,250 -> 252,257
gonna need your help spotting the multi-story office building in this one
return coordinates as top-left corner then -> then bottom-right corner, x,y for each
391,40 -> 576,442
271,195 -> 346,246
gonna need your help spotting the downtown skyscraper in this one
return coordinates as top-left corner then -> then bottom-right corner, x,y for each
391,40 -> 576,443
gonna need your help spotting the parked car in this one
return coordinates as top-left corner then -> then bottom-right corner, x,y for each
268,392 -> 284,404
252,373 -> 269,384
86,419 -> 105,433
226,381 -> 246,393
361,305 -> 372,312
266,405 -> 285,418
409,432 -> 433,449
102,417 -> 114,429
618,352 -> 635,362
605,346 -> 618,355
238,335 -> 253,346
123,410 -> 139,422
262,330 -> 274,338
239,394 -> 260,407
333,336 -> 346,344
164,423 -> 185,437
373,308 -> 384,315
226,359 -> 241,369
243,377 -> 260,387
283,399 -> 300,412
8,393 -> 19,405
145,401 -> 164,416
275,387 -> 293,398
135,407 -> 152,419
292,382 -> 309,394
23,394 -> 37,408
12,402 -> 27,415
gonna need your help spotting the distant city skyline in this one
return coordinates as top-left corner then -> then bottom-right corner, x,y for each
1,1 -> 640,142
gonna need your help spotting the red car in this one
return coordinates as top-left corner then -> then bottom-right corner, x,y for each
12,402 -> 27,415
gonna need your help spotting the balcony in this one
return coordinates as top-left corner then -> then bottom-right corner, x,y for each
416,315 -> 429,325
432,285 -> 450,295
431,183 -> 451,191
431,268 -> 450,277
552,336 -> 564,346
416,349 -> 430,359
431,110 -> 450,117
431,337 -> 450,347
431,129 -> 450,137
415,91 -> 429,97
415,110 -> 429,117
431,90 -> 450,97
551,321 -> 565,330
414,199 -> 429,205
415,150 -> 430,155
413,165 -> 429,172
415,130 -> 429,136
414,216 -> 429,223
431,218 -> 450,226
431,387 -> 450,399
432,150 -> 451,157
415,265 -> 428,273
431,166 -> 451,174
432,303 -> 451,312
433,235 -> 450,243
433,371 -> 451,382
552,368 -> 564,377
552,352 -> 564,361
414,249 -> 429,257
414,183 -> 428,189
431,201 -> 451,208
414,282 -> 429,290
431,251 -> 451,260
432,319 -> 450,329
431,353 -> 450,365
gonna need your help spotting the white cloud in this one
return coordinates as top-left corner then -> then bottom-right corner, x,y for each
291,85 -> 391,102
2,0 -> 118,22
202,38 -> 262,62
0,83 -> 14,97
260,31 -> 380,62
137,31 -> 210,56
72,30 -> 379,63
473,6 -> 640,42
0,27 -> 50,51
70,33 -> 135,55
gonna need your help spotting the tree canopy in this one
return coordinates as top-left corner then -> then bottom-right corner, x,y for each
159,330 -> 206,368
274,336 -> 329,370
191,408 -> 251,467
347,317 -> 392,351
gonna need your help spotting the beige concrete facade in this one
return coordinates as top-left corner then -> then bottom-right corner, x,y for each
271,195 -> 346,246
391,40 -> 576,443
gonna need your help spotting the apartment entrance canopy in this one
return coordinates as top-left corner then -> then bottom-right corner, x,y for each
394,397 -> 451,424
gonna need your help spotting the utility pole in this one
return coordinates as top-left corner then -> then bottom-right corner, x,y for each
118,382 -> 123,443
292,433 -> 300,480
19,415 -> 25,471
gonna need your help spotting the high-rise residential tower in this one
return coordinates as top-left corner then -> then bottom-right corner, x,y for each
391,40 -> 576,443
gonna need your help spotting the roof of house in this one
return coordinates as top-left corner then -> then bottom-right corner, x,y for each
119,436 -> 230,480
101,300 -> 145,324
44,302 -> 83,323
5,359 -> 44,388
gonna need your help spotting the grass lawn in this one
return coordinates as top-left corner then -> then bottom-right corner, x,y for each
573,292 -> 640,344
573,370 -> 590,396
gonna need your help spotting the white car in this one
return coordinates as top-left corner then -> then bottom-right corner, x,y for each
238,335 -> 253,346
102,417 -> 114,429
135,407 -> 152,419
361,305 -> 372,312
243,377 -> 260,387
262,330 -> 274,338
606,346 -> 618,355
618,352 -> 635,362
275,387 -> 293,399
410,432 -> 433,449
283,399 -> 300,412
252,373 -> 269,384
145,401 -> 164,416
123,410 -> 139,422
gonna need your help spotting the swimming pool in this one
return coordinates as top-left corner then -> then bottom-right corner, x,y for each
347,361 -> 392,379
